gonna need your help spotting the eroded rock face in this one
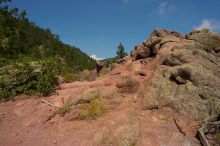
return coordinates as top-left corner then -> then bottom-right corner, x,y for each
139,29 -> 220,119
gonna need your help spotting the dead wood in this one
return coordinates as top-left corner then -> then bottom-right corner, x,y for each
174,118 -> 186,136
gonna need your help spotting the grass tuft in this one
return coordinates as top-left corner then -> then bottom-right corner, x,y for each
80,97 -> 105,120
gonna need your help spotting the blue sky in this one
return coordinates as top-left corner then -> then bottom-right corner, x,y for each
11,0 -> 220,59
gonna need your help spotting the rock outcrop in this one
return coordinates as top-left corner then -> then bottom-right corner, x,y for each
136,28 -> 220,119
96,60 -> 104,73
131,29 -> 186,60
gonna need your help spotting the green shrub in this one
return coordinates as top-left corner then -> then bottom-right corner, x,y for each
36,74 -> 57,96
204,42 -> 215,53
0,56 -> 61,101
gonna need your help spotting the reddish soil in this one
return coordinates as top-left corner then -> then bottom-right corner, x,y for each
0,56 -> 201,146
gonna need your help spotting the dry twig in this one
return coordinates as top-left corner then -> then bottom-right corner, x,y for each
174,118 -> 186,136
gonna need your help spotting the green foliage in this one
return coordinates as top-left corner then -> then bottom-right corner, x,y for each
0,2 -> 95,71
60,71 -> 76,83
0,57 -> 61,101
80,97 -> 105,120
116,43 -> 127,59
37,58 -> 61,95
204,41 -> 216,53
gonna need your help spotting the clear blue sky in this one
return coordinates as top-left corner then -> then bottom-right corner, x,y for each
11,0 -> 220,59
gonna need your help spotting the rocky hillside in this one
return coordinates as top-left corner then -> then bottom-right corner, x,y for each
0,29 -> 220,146
132,29 -> 220,119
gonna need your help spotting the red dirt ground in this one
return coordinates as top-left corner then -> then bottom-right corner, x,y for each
0,55 -> 201,146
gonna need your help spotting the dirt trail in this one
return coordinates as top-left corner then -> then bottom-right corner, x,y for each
0,55 -> 201,146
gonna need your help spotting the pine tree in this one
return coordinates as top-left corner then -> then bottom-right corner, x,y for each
116,43 -> 127,59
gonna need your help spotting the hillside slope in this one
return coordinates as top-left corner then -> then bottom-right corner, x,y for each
0,6 -> 95,71
0,3 -> 96,100
0,29 -> 220,146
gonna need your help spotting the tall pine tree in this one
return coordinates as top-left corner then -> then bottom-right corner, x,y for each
116,43 -> 127,59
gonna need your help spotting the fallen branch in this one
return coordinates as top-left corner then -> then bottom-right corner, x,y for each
44,110 -> 59,123
43,100 -> 73,123
41,99 -> 59,108
198,128 -> 211,146
196,115 -> 220,146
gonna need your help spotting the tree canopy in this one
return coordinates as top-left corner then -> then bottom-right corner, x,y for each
0,1 -> 96,71
116,43 -> 127,59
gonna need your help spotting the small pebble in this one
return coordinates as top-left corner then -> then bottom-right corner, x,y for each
15,102 -> 25,107
50,120 -> 55,124
53,140 -> 57,144
0,112 -> 5,115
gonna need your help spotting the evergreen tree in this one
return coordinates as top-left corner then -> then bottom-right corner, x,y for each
116,43 -> 127,59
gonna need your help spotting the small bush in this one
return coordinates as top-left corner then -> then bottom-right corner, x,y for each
60,71 -> 76,83
204,42 -> 215,53
80,97 -> 105,120
36,74 -> 58,96
58,100 -> 73,116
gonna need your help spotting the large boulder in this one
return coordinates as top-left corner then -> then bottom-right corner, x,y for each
145,29 -> 184,48
130,44 -> 151,60
116,76 -> 140,93
150,29 -> 171,37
